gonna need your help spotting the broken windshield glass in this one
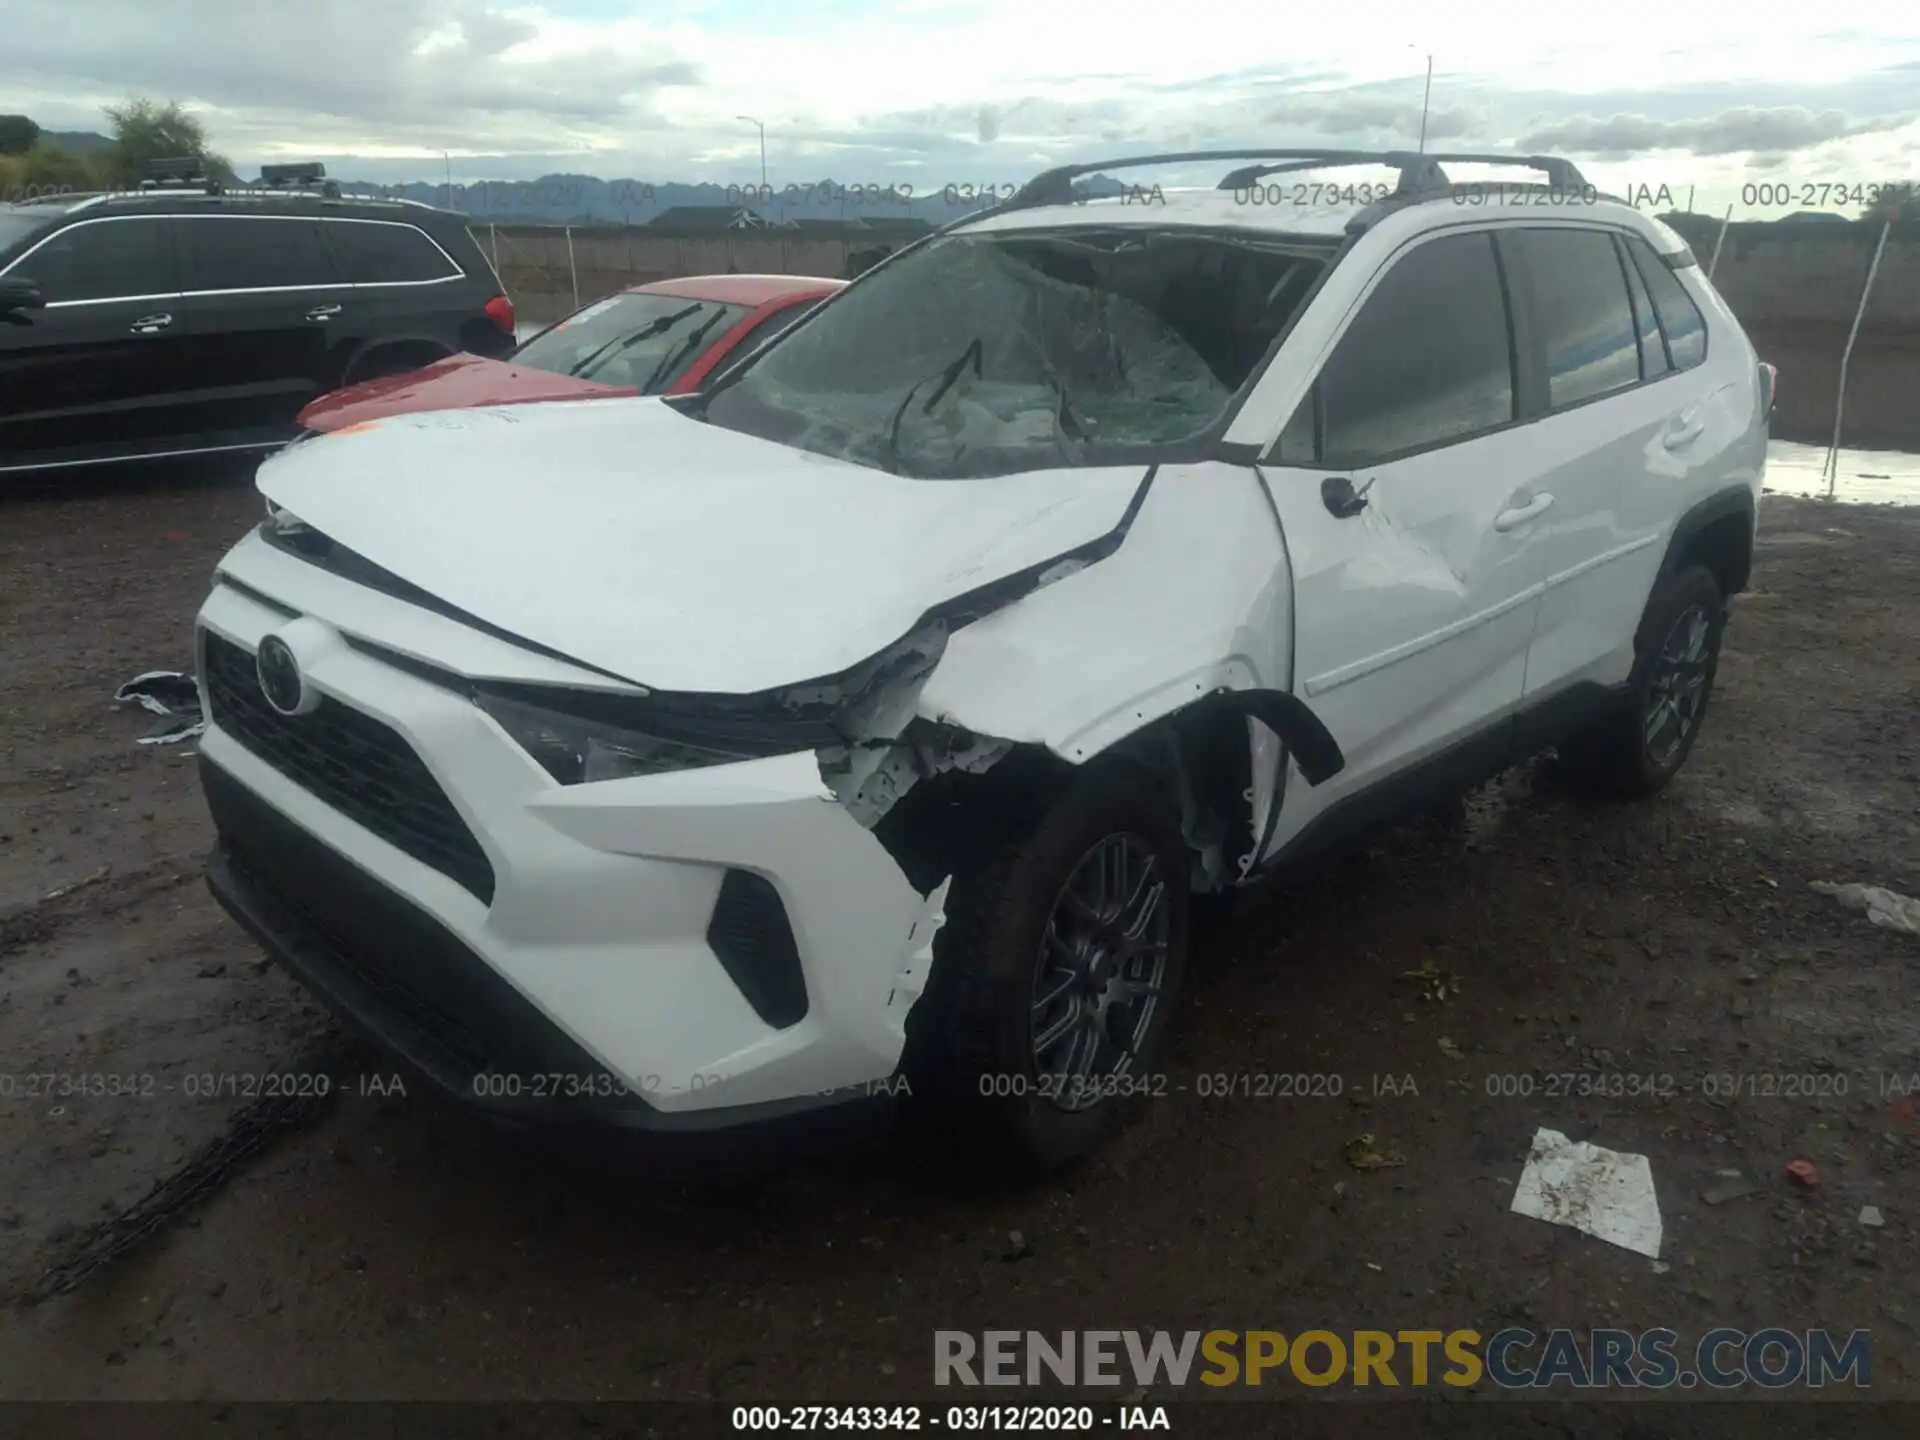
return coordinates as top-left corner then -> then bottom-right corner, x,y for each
700,228 -> 1328,478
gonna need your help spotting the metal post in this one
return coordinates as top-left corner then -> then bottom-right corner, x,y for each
1824,219 -> 1893,498
1706,204 -> 1733,280
564,225 -> 580,312
488,223 -> 501,281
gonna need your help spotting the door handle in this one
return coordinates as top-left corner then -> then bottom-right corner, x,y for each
305,304 -> 342,322
1663,418 -> 1705,449
129,313 -> 172,334
1493,493 -> 1554,531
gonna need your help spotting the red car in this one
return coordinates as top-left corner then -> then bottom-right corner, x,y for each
296,273 -> 844,433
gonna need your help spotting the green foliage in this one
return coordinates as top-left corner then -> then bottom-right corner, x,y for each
0,114 -> 42,156
101,97 -> 237,187
0,138 -> 103,200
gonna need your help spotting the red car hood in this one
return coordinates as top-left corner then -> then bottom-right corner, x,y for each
297,354 -> 637,432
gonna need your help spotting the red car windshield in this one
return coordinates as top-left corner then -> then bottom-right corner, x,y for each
512,293 -> 749,392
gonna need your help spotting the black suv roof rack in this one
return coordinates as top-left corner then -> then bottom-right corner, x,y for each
258,161 -> 340,196
970,148 -> 1602,234
142,156 -> 221,192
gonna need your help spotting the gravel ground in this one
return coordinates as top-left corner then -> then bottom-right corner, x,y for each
0,462 -> 1916,1414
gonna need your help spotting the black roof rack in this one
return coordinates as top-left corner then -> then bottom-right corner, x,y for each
258,162 -> 341,198
975,148 -> 1597,232
141,156 -> 220,192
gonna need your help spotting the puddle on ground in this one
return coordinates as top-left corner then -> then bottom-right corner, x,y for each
1766,442 -> 1920,506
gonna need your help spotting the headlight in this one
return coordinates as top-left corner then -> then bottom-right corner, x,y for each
475,691 -> 756,785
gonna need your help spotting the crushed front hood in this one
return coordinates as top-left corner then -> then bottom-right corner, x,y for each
256,398 -> 1148,694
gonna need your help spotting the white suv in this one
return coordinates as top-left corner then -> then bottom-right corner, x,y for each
195,150 -> 1770,1174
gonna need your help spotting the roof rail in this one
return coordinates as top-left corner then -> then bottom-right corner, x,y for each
986,147 -> 1593,222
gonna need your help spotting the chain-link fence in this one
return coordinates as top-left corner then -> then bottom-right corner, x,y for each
477,224 -> 907,326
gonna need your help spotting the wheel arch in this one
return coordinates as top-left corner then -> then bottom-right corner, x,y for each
1658,484 -> 1756,598
343,336 -> 455,385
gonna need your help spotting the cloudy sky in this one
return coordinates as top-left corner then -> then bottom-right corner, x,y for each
7,0 -> 1920,214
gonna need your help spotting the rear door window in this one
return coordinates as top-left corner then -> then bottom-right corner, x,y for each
175,216 -> 341,293
1502,228 -> 1641,409
326,221 -> 461,283
1626,236 -> 1708,370
1285,231 -> 1516,468
14,217 -> 175,302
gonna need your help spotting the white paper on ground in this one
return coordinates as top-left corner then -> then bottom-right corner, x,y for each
1810,881 -> 1920,935
1510,1127 -> 1664,1259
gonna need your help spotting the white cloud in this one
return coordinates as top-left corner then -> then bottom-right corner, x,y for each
4,0 -> 1919,202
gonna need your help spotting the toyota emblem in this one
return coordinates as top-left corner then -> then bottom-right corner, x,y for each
255,635 -> 307,716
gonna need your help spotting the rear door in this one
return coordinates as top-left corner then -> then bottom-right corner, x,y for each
1502,226 -> 1727,705
321,217 -> 473,366
172,213 -> 346,433
0,214 -> 197,469
1253,228 -> 1556,850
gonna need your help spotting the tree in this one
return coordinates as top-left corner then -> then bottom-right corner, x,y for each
1861,183 -> 1919,225
0,114 -> 41,156
101,97 -> 236,187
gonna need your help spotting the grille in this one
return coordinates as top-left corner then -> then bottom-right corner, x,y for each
201,630 -> 496,903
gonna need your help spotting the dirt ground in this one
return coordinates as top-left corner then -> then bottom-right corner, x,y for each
0,463 -> 1917,1413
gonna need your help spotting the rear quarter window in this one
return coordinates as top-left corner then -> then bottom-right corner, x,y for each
1626,236 -> 1708,370
326,221 -> 461,283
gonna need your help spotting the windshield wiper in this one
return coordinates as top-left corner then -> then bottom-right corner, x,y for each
564,304 -> 702,378
881,338 -> 983,475
639,306 -> 734,394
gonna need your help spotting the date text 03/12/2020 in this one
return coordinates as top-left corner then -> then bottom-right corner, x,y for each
0,1071 -> 405,1101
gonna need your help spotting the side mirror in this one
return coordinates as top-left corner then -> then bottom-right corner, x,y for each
1320,474 -> 1373,519
0,276 -> 46,312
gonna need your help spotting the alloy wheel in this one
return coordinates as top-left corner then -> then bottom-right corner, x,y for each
1029,832 -> 1171,1112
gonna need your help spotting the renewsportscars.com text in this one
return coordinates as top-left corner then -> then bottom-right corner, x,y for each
934,1328 -> 1870,1389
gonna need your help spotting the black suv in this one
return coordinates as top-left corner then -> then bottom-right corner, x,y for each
0,161 -> 517,475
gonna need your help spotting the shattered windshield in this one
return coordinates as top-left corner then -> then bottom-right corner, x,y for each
512,293 -> 749,392
700,228 -> 1327,478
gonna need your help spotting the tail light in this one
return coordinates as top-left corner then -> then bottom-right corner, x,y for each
1758,361 -> 1777,417
483,294 -> 515,336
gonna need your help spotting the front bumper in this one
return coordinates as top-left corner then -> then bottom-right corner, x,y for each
203,761 -> 896,1162
195,537 -> 947,1131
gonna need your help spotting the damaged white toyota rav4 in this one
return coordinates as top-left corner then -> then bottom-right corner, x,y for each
196,150 -> 1770,1174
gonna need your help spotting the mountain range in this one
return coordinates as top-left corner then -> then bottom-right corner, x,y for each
334,172 -> 1141,226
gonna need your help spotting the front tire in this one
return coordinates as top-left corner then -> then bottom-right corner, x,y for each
1557,563 -> 1726,798
905,765 -> 1190,1177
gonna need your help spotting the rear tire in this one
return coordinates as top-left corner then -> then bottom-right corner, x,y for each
904,764 -> 1190,1177
1557,563 -> 1726,799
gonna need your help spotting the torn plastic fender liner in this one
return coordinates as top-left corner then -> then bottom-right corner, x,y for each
1226,690 -> 1343,785
527,750 -> 947,1109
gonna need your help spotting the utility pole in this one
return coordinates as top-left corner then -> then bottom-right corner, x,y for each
443,151 -> 453,209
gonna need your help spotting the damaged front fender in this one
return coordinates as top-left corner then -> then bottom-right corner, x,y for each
914,462 -> 1342,781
